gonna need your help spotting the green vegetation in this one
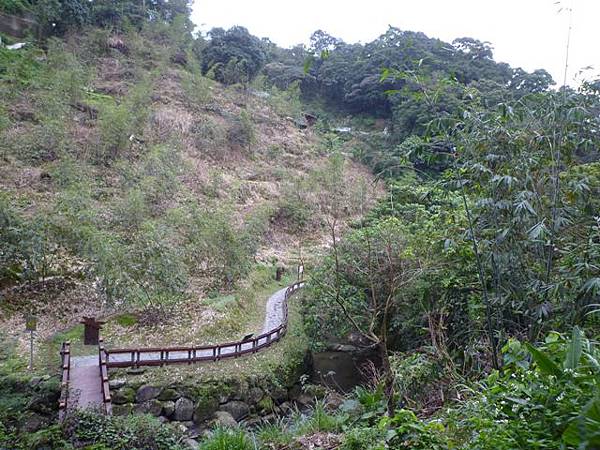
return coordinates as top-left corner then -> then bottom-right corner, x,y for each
1,1 -> 599,449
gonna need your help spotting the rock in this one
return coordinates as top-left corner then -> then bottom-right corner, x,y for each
126,367 -> 146,375
109,379 -> 126,390
193,396 -> 219,424
269,387 -> 288,404
135,399 -> 162,416
184,438 -> 199,450
218,393 -> 230,404
158,388 -> 180,401
288,384 -> 302,400
162,400 -> 175,417
219,401 -> 250,421
324,392 -> 345,411
279,402 -> 293,414
174,397 -> 194,421
327,343 -> 359,352
136,385 -> 162,403
246,387 -> 264,405
183,421 -> 195,428
296,393 -> 314,408
175,422 -> 188,434
112,387 -> 135,405
20,413 -> 46,433
213,411 -> 237,427
304,384 -> 327,399
112,403 -> 134,416
243,416 -> 263,428
257,396 -> 274,413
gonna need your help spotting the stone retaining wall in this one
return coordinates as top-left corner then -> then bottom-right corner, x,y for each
108,373 -> 320,433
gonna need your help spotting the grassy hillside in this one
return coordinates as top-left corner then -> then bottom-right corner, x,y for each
0,25 -> 379,368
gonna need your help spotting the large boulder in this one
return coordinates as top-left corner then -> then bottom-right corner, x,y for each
135,399 -> 163,416
158,388 -> 180,401
112,387 -> 135,405
269,387 -> 288,405
136,385 -> 162,403
193,396 -> 219,424
213,411 -> 237,427
112,403 -> 134,416
109,379 -> 126,390
162,400 -> 175,417
245,387 -> 264,405
173,397 -> 194,421
219,401 -> 250,421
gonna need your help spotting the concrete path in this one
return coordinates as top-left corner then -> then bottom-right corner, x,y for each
68,285 -> 293,410
68,364 -> 103,410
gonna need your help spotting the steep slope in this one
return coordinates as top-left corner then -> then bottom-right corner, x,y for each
0,28 -> 380,362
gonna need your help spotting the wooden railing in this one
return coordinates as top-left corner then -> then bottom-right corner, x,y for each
98,340 -> 112,415
104,281 -> 304,369
58,341 -> 71,421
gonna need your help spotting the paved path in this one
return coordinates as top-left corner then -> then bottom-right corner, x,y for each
69,365 -> 103,410
68,285 -> 292,410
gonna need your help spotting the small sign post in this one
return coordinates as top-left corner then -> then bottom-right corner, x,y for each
297,264 -> 304,282
25,315 -> 37,371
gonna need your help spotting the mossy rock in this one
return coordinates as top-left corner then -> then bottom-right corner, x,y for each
158,388 -> 180,401
162,400 -> 175,417
193,396 -> 219,424
112,403 -> 134,416
135,399 -> 163,416
257,396 -> 274,413
112,387 -> 135,405
245,387 -> 264,405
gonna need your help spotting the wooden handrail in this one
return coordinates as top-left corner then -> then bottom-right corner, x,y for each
104,281 -> 305,369
58,341 -> 71,421
98,341 -> 112,415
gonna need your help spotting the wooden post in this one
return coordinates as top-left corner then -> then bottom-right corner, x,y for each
81,317 -> 105,345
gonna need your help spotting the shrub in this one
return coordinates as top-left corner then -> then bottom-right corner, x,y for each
184,205 -> 253,289
64,410 -> 185,449
200,427 -> 253,450
201,26 -> 266,85
341,427 -> 386,450
227,110 -> 256,151
182,70 -> 212,107
96,75 -> 152,163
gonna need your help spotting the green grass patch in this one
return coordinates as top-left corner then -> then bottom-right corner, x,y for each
205,294 -> 237,313
114,313 -> 138,327
40,324 -> 97,369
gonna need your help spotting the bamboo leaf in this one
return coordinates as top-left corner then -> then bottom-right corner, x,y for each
525,342 -> 562,377
564,326 -> 583,370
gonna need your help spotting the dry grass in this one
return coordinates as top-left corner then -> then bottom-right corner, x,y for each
0,31 -> 383,374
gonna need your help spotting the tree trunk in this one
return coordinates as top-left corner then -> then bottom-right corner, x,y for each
379,340 -> 396,417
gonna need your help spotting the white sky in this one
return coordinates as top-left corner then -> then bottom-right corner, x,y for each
191,0 -> 600,86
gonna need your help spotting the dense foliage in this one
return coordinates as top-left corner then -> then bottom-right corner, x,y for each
2,2 -> 600,449
15,0 -> 194,34
201,26 -> 267,85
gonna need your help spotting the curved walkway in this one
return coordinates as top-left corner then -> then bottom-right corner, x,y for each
68,284 -> 296,411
